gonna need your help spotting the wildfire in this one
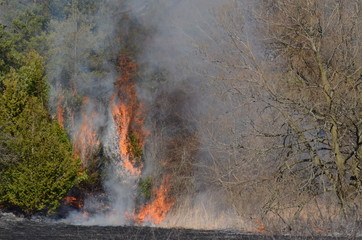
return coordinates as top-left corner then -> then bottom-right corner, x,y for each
110,53 -> 146,175
246,217 -> 267,234
255,220 -> 266,233
73,97 -> 100,165
56,95 -> 65,128
314,224 -> 329,234
63,196 -> 84,209
134,176 -> 174,224
110,53 -> 174,224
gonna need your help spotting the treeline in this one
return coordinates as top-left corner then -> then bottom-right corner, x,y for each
0,1 -> 93,215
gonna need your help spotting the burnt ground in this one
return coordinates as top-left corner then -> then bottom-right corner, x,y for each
0,216 -> 360,240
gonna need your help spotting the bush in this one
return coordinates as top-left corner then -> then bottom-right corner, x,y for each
139,177 -> 152,199
127,131 -> 143,163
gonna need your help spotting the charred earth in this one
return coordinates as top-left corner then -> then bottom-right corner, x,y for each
0,213 -> 358,240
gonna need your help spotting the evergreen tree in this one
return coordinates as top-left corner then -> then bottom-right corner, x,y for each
0,52 -> 86,214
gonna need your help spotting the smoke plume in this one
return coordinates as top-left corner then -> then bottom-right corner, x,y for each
48,0 -> 239,228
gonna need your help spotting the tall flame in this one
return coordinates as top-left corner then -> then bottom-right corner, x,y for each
135,176 -> 174,224
110,53 -> 174,224
73,97 -> 100,164
110,53 -> 145,175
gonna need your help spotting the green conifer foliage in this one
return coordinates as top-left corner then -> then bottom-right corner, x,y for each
0,52 -> 86,214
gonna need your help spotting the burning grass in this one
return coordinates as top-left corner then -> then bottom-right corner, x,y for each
134,176 -> 174,224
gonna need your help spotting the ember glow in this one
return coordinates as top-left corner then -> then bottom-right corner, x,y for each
135,176 -> 174,224
255,220 -> 266,233
63,197 -> 84,209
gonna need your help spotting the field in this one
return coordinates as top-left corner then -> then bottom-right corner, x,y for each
0,216 -> 356,240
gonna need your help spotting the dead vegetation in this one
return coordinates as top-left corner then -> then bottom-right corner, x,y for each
193,0 -> 362,234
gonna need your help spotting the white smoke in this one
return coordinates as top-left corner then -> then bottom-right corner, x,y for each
52,0 -> 240,228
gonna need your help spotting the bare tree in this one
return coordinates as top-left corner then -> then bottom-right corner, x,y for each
199,0 -> 362,225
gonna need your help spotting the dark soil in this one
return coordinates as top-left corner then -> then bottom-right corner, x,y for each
0,215 -> 359,240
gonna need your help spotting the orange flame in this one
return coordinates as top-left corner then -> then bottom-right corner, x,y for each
256,219 -> 266,233
56,95 -> 65,128
247,218 -> 267,233
73,97 -> 100,164
135,176 -> 174,224
111,53 -> 175,224
314,225 -> 329,234
64,196 -> 84,208
110,53 -> 146,175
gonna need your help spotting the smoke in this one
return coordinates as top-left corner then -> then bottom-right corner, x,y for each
125,0 -> 240,229
47,0 -> 138,225
48,0 -> 240,229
